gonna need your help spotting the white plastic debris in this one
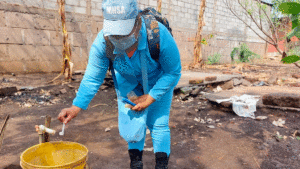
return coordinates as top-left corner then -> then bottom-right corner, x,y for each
272,118 -> 285,127
207,125 -> 215,129
207,118 -> 213,123
39,125 -> 56,135
105,127 -> 111,132
216,94 -> 260,119
59,123 -> 65,136
194,117 -> 200,122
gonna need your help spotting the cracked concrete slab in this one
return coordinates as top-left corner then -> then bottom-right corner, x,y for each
176,71 -> 242,88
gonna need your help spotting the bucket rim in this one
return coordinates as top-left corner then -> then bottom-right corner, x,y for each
20,141 -> 88,168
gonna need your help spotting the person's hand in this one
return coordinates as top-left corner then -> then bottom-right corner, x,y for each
129,94 -> 155,112
57,105 -> 81,124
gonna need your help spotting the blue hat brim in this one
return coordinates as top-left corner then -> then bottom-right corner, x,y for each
103,18 -> 136,36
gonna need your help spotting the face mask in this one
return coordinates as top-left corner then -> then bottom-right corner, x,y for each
108,32 -> 140,51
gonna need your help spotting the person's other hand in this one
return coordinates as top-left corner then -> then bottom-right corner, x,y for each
57,105 -> 81,124
130,95 -> 155,112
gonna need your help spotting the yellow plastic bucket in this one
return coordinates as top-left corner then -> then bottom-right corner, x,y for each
20,141 -> 88,169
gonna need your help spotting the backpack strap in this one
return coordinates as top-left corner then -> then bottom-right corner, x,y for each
141,14 -> 160,62
104,36 -> 119,91
104,36 -> 116,63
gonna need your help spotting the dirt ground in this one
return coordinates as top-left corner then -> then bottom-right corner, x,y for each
1,60 -> 300,169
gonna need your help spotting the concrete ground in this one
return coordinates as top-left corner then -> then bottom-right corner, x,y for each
0,71 -> 300,169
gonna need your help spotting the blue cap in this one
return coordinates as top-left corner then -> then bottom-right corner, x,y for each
102,0 -> 139,36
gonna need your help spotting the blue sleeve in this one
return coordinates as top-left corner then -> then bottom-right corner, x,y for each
72,31 -> 109,110
148,23 -> 182,101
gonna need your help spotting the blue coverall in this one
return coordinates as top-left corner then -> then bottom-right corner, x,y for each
73,18 -> 181,155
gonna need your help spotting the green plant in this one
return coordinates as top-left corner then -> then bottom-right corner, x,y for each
206,53 -> 222,65
230,43 -> 260,63
279,2 -> 300,64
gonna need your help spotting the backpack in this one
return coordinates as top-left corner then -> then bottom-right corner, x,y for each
105,7 -> 173,63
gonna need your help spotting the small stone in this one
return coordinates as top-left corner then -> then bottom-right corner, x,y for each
221,80 -> 234,90
288,82 -> 300,87
180,93 -> 190,101
14,92 -> 22,96
207,125 -> 215,129
60,89 -> 67,94
189,78 -> 204,84
23,103 -> 32,108
258,145 -> 265,150
213,86 -> 222,93
272,118 -> 285,127
256,116 -> 268,120
241,79 -> 252,86
244,77 -> 259,83
0,87 -> 18,96
186,112 -> 192,116
180,87 -> 194,94
191,87 -> 203,96
144,147 -> 154,152
11,73 -> 15,76
74,70 -> 85,75
222,71 -> 232,74
100,85 -> 109,90
217,123 -> 222,127
67,84 -> 75,89
194,117 -> 200,122
27,87 -> 35,91
216,119 -> 220,122
105,127 -> 111,132
2,78 -> 9,83
292,74 -> 300,79
253,81 -> 266,86
200,119 -> 205,124
232,78 -> 242,86
205,76 -> 217,81
267,76 -> 278,85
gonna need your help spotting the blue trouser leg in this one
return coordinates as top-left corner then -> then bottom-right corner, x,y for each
128,88 -> 173,156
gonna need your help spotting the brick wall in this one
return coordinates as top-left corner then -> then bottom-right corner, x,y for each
0,0 -> 270,73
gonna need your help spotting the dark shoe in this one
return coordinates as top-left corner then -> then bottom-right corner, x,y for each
155,152 -> 169,169
128,149 -> 143,169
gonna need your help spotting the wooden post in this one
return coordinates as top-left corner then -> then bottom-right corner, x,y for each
193,0 -> 206,66
0,115 -> 10,149
44,116 -> 52,142
38,130 -> 44,144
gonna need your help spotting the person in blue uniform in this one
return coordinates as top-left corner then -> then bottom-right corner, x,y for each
58,0 -> 181,168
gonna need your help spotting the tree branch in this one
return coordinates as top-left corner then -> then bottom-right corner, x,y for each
224,0 -> 276,46
237,0 -> 276,44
